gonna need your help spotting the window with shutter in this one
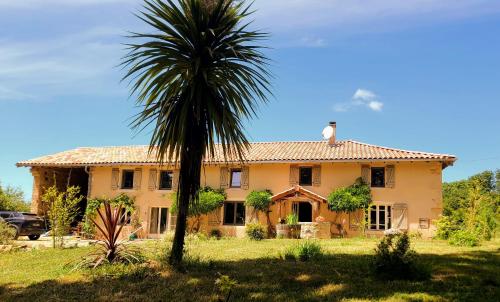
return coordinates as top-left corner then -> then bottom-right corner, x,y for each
111,168 -> 120,190
172,170 -> 179,191
148,169 -> 158,191
220,167 -> 229,189
133,168 -> 142,190
289,165 -> 299,186
393,203 -> 408,230
312,165 -> 321,186
386,165 -> 395,188
241,166 -> 249,189
361,165 -> 371,185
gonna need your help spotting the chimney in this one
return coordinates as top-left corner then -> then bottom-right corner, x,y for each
328,121 -> 336,146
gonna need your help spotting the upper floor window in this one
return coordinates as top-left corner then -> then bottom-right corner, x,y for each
121,170 -> 134,189
159,171 -> 173,190
371,167 -> 385,188
299,167 -> 312,186
230,169 -> 242,188
223,201 -> 245,225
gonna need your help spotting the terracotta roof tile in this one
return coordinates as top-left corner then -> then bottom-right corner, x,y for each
16,140 -> 456,167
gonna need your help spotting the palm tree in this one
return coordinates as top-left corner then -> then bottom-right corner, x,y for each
122,0 -> 271,266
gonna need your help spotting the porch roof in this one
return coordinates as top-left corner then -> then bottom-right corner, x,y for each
271,185 -> 328,203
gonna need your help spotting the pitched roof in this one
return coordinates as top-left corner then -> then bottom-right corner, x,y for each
271,185 -> 328,203
16,140 -> 456,167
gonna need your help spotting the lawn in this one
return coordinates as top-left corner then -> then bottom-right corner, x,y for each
0,237 -> 498,302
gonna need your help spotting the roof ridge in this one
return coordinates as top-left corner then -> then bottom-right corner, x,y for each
346,140 -> 456,157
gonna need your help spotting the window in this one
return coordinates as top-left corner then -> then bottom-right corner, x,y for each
223,202 -> 245,225
150,207 -> 169,234
121,170 -> 134,189
159,171 -> 173,190
118,208 -> 132,225
299,167 -> 312,186
368,205 -> 391,230
371,167 -> 385,188
230,169 -> 242,188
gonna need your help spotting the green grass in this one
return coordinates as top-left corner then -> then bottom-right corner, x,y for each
0,237 -> 499,301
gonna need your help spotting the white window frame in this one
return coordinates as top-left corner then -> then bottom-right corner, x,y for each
367,203 -> 392,231
149,207 -> 169,234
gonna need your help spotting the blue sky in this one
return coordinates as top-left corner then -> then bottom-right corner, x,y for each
1,0 -> 499,198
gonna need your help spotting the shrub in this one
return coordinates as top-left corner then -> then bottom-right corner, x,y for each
286,213 -> 298,225
209,229 -> 222,239
246,223 -> 266,241
373,232 -> 429,280
435,216 -> 458,240
281,241 -> 323,261
448,230 -> 480,247
0,183 -> 30,212
0,219 -> 16,244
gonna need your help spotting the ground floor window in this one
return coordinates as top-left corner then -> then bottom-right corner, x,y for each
118,208 -> 132,225
150,207 -> 169,234
368,204 -> 391,230
223,201 -> 245,225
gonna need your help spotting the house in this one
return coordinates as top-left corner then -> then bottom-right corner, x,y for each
16,123 -> 456,238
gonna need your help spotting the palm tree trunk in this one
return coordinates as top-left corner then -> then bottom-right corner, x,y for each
169,117 -> 204,267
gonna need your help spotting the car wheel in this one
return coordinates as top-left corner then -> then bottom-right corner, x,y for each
28,235 -> 40,240
9,225 -> 19,240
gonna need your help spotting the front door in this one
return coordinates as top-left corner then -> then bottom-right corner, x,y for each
293,202 -> 312,222
150,207 -> 169,235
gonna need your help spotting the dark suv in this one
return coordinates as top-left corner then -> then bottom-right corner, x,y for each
0,211 -> 46,240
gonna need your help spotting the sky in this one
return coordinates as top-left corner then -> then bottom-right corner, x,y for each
1,0 -> 499,198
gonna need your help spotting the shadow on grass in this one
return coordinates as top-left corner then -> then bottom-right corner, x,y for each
0,250 -> 498,302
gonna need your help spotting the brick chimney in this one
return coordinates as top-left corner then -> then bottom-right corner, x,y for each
328,121 -> 336,146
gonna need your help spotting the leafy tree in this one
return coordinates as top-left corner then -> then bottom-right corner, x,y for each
171,187 -> 225,232
245,190 -> 273,236
0,182 -> 30,212
42,185 -> 83,248
122,0 -> 271,266
438,170 -> 499,245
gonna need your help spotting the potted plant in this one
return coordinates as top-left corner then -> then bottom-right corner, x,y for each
276,217 -> 288,238
286,213 -> 300,239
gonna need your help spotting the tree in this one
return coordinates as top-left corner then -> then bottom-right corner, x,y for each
171,187 -> 225,232
245,190 -> 273,236
0,182 -> 30,212
42,185 -> 83,248
438,170 -> 499,244
122,0 -> 271,266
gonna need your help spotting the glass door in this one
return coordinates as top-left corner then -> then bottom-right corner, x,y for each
150,207 -> 169,235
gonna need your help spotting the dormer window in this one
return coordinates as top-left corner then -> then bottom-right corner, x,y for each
299,167 -> 312,186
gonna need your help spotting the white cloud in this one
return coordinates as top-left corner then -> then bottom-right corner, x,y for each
333,88 -> 384,112
368,101 -> 384,111
0,26 -> 127,101
353,89 -> 376,101
0,0 -> 134,8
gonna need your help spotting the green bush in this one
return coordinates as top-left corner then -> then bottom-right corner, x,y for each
281,241 -> 323,261
0,219 -> 16,244
327,178 -> 371,213
373,233 -> 430,281
245,190 -> 272,211
448,230 -> 480,247
435,216 -> 458,240
246,223 -> 266,241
